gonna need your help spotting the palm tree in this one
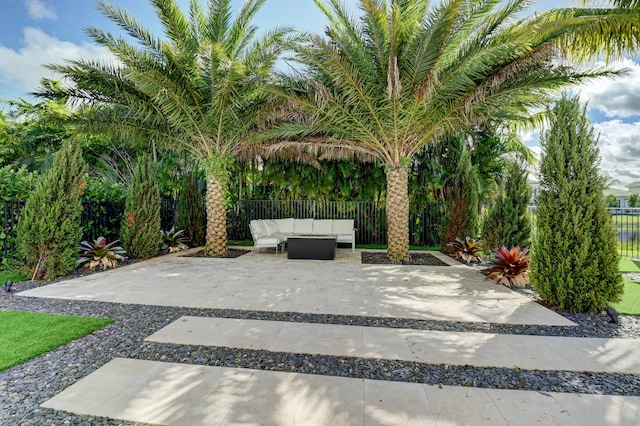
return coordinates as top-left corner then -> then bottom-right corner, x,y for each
36,0 -> 296,256
263,0 -> 640,261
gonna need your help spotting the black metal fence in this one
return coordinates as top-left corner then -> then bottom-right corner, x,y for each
228,200 -> 446,246
4,199 -> 640,260
1,198 -> 446,259
529,206 -> 640,258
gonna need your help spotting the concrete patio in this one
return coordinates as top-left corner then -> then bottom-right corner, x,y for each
19,248 -> 640,425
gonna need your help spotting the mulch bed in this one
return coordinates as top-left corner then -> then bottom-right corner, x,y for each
361,251 -> 449,266
182,248 -> 250,258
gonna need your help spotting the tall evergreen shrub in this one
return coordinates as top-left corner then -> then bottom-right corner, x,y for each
120,155 -> 162,259
442,149 -> 479,252
17,139 -> 86,280
482,159 -> 532,251
530,95 -> 622,312
175,171 -> 206,247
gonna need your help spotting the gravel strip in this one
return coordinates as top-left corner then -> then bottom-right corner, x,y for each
1,278 -> 640,424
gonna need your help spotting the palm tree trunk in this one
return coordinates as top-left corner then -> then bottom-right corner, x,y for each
386,166 -> 410,261
204,173 -> 228,256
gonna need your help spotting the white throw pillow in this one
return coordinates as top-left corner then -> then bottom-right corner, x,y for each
250,220 -> 268,236
333,219 -> 353,235
294,218 -> 314,234
313,220 -> 333,235
263,219 -> 279,235
275,218 -> 295,234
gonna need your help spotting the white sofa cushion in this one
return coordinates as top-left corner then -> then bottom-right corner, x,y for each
274,218 -> 295,234
294,218 -> 314,234
312,220 -> 333,235
250,219 -> 267,236
263,219 -> 279,236
333,219 -> 354,235
255,236 -> 280,245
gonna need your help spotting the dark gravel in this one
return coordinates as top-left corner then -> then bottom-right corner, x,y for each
361,251 -> 450,266
1,270 -> 640,424
183,248 -> 250,258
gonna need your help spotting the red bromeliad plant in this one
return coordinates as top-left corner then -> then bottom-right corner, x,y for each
447,236 -> 484,264
484,246 -> 531,288
77,236 -> 126,270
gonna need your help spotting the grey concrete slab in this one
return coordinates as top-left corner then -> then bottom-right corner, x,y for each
146,316 -> 640,373
42,358 -> 640,426
20,249 -> 574,326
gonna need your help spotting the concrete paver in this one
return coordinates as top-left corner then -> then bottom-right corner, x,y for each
20,250 -> 574,326
146,316 -> 640,373
42,358 -> 640,426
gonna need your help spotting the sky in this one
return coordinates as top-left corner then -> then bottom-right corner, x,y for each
0,0 -> 639,188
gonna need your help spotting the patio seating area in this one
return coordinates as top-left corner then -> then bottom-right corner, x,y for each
2,248 -> 640,424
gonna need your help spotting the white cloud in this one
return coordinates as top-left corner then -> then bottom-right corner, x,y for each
577,58 -> 640,118
0,27 -> 114,97
23,0 -> 57,21
593,120 -> 640,188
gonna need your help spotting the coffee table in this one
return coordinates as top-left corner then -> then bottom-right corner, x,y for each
287,235 -> 337,260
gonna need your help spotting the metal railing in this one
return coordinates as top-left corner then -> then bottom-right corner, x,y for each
529,206 -> 640,258
228,199 -> 446,246
4,199 -> 637,260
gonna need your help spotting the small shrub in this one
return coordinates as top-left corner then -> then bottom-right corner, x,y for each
175,172 -> 205,247
447,236 -> 483,264
77,237 -> 125,270
442,149 -> 479,253
484,246 -> 530,288
161,227 -> 189,253
17,140 -> 86,280
531,95 -> 623,312
120,156 -> 162,259
0,165 -> 39,200
482,159 -> 531,251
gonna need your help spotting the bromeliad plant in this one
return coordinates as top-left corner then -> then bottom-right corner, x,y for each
484,246 -> 531,288
447,237 -> 484,264
161,227 -> 189,253
77,236 -> 126,270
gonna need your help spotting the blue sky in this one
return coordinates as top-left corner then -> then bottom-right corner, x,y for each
1,0 -> 639,187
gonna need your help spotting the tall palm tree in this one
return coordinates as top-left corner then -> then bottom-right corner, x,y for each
264,0 -> 640,261
36,0 -> 296,256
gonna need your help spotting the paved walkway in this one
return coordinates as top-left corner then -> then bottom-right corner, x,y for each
19,249 -> 640,425
146,316 -> 640,374
21,249 -> 573,326
43,358 -> 640,426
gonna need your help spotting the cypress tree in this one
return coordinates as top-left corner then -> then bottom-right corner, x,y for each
482,159 -> 532,251
175,171 -> 206,247
17,139 -> 87,280
442,148 -> 479,252
120,155 -> 162,259
530,95 -> 622,312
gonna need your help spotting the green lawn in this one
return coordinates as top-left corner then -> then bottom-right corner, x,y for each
615,258 -> 640,315
619,258 -> 640,273
0,311 -> 113,372
0,270 -> 28,284
612,280 -> 640,316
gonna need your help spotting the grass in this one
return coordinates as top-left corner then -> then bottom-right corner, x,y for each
0,311 -> 113,372
612,280 -> 640,315
0,270 -> 28,285
619,257 -> 640,273
614,257 -> 640,315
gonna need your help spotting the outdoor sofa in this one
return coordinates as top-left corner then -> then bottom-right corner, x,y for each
249,218 -> 356,255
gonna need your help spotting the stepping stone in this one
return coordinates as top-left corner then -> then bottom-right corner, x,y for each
146,316 -> 640,374
42,358 -> 640,425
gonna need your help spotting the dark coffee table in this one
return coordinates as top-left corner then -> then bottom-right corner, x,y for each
287,235 -> 337,260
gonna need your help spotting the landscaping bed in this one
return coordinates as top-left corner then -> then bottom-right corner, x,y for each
361,251 -> 449,266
